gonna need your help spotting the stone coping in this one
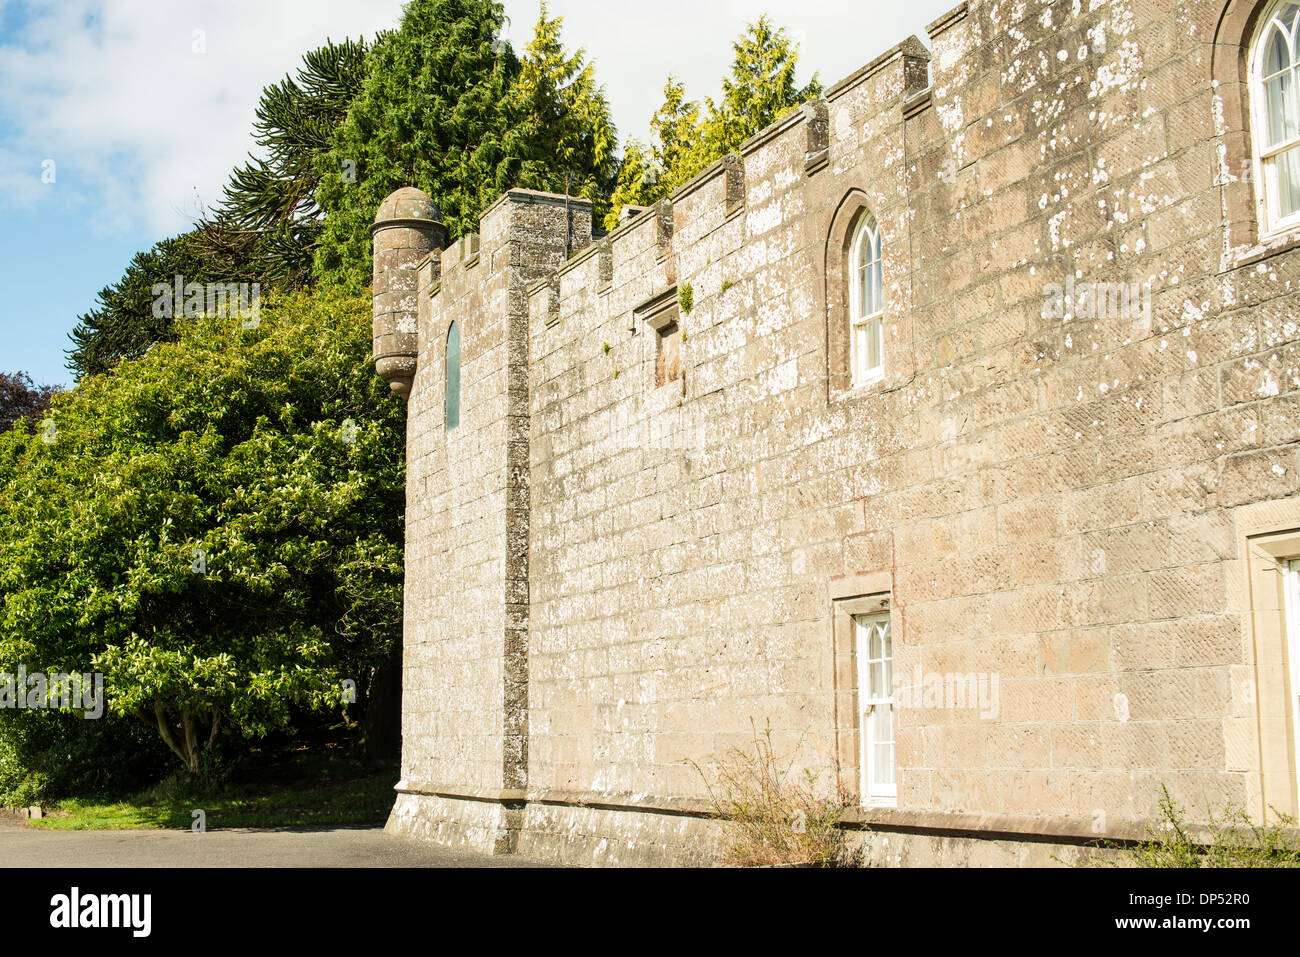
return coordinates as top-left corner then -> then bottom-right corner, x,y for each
926,1 -> 969,42
824,35 -> 930,103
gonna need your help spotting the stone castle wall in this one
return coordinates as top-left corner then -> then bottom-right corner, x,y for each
379,0 -> 1300,864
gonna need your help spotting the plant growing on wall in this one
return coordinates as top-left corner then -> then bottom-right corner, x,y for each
1092,784 -> 1300,868
693,721 -> 855,867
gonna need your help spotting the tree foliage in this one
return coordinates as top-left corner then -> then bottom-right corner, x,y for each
194,38 -> 370,290
703,15 -> 821,157
313,0 -> 521,287
313,0 -> 617,287
66,232 -> 217,379
604,17 -> 820,229
1,290 -> 405,774
67,41 -> 369,380
512,3 -> 618,217
0,372 -> 59,433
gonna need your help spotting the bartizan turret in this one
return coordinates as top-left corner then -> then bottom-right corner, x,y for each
370,187 -> 448,397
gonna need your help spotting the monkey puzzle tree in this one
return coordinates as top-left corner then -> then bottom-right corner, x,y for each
194,37 -> 371,290
66,231 -> 218,379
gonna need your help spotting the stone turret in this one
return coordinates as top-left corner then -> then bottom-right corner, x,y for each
370,187 -> 448,397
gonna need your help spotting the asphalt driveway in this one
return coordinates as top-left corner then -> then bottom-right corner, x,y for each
0,818 -> 553,867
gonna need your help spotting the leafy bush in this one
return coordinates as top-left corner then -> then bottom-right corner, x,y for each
0,288 -> 405,779
1108,784 -> 1300,868
0,708 -> 171,807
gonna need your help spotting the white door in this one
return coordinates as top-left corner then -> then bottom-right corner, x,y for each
856,613 -> 896,805
1285,561 -> 1300,787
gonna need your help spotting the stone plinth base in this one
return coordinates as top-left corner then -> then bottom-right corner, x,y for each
386,787 -> 1132,867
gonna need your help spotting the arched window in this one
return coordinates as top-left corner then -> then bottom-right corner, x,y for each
1252,0 -> 1300,235
849,215 -> 884,385
445,322 -> 460,431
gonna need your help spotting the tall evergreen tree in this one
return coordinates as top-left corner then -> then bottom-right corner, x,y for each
512,3 -> 617,223
313,0 -> 523,288
195,37 -> 370,289
313,0 -> 619,287
603,79 -> 703,229
703,16 -> 821,158
68,40 -> 369,379
605,18 -> 819,227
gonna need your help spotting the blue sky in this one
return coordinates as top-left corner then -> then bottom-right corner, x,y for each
0,0 -> 958,388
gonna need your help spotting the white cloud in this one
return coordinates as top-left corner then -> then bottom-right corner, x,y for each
0,0 -> 404,236
503,0 -> 959,144
0,0 -> 959,238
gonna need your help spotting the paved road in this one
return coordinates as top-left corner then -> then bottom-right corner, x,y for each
0,820 -> 554,868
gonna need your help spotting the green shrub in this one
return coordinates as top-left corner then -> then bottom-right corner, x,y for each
1107,784 -> 1300,868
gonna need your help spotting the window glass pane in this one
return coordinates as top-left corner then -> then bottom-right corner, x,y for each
1273,145 -> 1300,220
874,746 -> 895,786
856,262 -> 870,320
856,226 -> 871,271
853,325 -> 867,383
1266,71 -> 1299,146
872,705 -> 894,787
867,318 -> 883,373
445,322 -> 460,431
1266,26 -> 1292,78
879,620 -> 892,687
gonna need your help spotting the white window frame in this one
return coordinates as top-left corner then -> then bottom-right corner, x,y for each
1283,560 -> 1300,788
855,611 -> 896,806
1250,0 -> 1300,238
848,215 -> 884,387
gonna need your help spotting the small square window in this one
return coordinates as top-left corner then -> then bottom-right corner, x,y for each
655,321 -> 681,388
634,286 -> 683,392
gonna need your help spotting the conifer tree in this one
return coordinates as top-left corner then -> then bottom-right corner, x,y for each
313,0 -> 523,288
603,79 -> 703,229
195,38 -> 370,290
703,16 -> 821,158
605,18 -> 819,228
314,0 -> 619,287
513,3 -> 618,223
66,231 -> 216,379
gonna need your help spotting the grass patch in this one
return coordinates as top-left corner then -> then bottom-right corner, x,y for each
29,750 -> 397,831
